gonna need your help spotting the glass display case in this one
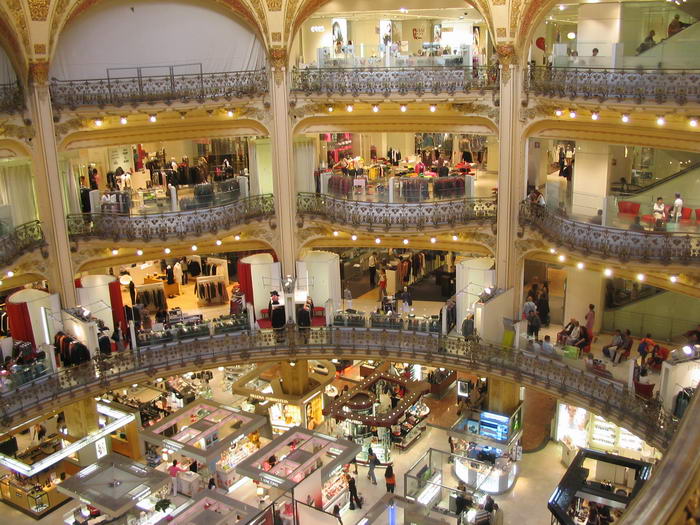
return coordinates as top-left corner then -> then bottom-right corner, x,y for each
333,310 -> 366,328
27,489 -> 49,513
212,313 -> 248,335
405,315 -> 441,334
322,465 -> 350,512
369,311 -> 403,330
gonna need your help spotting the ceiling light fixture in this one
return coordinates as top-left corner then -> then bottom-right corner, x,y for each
372,104 -> 380,113
569,110 -> 577,118
227,110 -> 234,117
215,239 -> 222,246
670,275 -> 678,283
94,118 -> 103,127
400,104 -> 407,112
164,248 -> 171,254
430,237 -> 437,244
555,109 -> 563,117
234,234 -> 241,241
191,245 -> 198,251
333,231 -> 339,236
603,268 -> 613,277
351,234 -> 357,241
656,116 -> 666,126
637,273 -> 645,281
429,104 -> 437,112
111,249 -> 119,256
327,105 -> 334,112
403,239 -> 409,245
6,271 -> 13,278
136,249 -> 143,256
558,254 -> 566,262
621,114 -> 630,123
120,116 -> 127,125
591,111 -> 599,120
149,114 -> 157,122
346,104 -> 353,112
690,117 -> 698,128
375,237 -> 381,244
452,235 -> 458,241
576,262 -> 585,269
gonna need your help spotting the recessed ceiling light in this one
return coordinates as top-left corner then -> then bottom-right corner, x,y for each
136,249 -> 143,256
120,116 -> 127,125
149,114 -> 157,122
604,268 -> 613,277
215,239 -> 222,246
164,248 -> 171,254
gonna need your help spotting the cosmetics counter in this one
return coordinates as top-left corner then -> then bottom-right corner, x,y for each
554,403 -> 660,466
0,459 -> 75,519
235,427 -> 360,518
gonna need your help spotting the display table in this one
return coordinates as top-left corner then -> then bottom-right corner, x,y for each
177,470 -> 204,496
454,456 -> 517,495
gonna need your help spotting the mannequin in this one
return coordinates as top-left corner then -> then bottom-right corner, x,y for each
173,262 -> 183,289
268,291 -> 286,342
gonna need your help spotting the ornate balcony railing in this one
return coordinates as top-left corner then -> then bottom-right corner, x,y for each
297,192 -> 497,231
520,201 -> 700,264
0,325 -> 679,453
0,81 -> 24,113
524,66 -> 700,105
0,220 -> 45,267
67,194 -> 274,242
50,68 -> 269,109
290,66 -> 499,96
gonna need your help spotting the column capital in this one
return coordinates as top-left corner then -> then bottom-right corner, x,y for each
270,46 -> 288,85
28,59 -> 50,87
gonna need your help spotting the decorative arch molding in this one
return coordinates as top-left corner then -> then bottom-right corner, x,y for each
523,118 -> 700,154
58,118 -> 270,151
301,235 -> 496,256
512,0 -> 561,60
0,138 -> 32,158
0,8 -> 27,83
293,114 -> 498,135
48,0 -> 269,59
0,329 -> 676,453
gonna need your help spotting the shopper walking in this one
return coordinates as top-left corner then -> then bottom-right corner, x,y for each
367,450 -> 378,485
378,270 -> 387,301
368,252 -> 377,287
346,474 -> 362,510
343,284 -> 353,310
526,310 -> 541,340
384,464 -> 396,493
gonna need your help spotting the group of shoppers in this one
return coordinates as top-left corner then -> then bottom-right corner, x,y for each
522,279 -> 551,340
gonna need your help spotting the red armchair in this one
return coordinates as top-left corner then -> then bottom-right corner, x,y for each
617,201 -> 641,217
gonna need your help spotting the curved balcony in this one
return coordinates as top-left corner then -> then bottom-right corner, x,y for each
297,192 -> 497,232
520,201 -> 700,264
524,66 -> 700,105
67,194 -> 274,242
0,81 -> 24,113
291,66 -> 499,97
50,67 -> 269,109
0,220 -> 46,267
0,326 -> 678,452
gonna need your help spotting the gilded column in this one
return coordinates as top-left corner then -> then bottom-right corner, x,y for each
27,61 -> 78,307
268,47 -> 298,275
494,46 -> 525,313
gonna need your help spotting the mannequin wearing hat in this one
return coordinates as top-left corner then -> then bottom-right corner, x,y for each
268,291 -> 286,331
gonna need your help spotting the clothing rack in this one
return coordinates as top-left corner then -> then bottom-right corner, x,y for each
135,282 -> 168,311
195,275 -> 229,305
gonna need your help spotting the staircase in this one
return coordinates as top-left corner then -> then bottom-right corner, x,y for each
615,160 -> 700,196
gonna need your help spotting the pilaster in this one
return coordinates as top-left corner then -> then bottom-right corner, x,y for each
27,62 -> 77,307
269,50 -> 297,275
495,54 -> 526,314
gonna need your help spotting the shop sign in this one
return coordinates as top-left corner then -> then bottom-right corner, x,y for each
249,393 -> 289,404
261,473 -> 284,487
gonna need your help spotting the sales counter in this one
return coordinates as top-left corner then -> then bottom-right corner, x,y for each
0,466 -> 74,518
453,456 -> 517,495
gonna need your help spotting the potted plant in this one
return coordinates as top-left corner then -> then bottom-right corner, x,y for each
155,499 -> 172,513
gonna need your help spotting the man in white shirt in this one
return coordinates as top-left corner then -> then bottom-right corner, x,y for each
672,193 -> 683,222
653,197 -> 666,221
368,252 -> 377,287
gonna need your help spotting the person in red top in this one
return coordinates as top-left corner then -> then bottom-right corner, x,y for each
167,460 -> 186,495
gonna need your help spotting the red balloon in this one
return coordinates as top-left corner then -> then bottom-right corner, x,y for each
536,37 -> 546,51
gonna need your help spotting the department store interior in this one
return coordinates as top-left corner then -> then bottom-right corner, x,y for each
0,0 -> 699,524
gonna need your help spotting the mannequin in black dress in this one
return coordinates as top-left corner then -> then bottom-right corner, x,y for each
268,291 -> 286,342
